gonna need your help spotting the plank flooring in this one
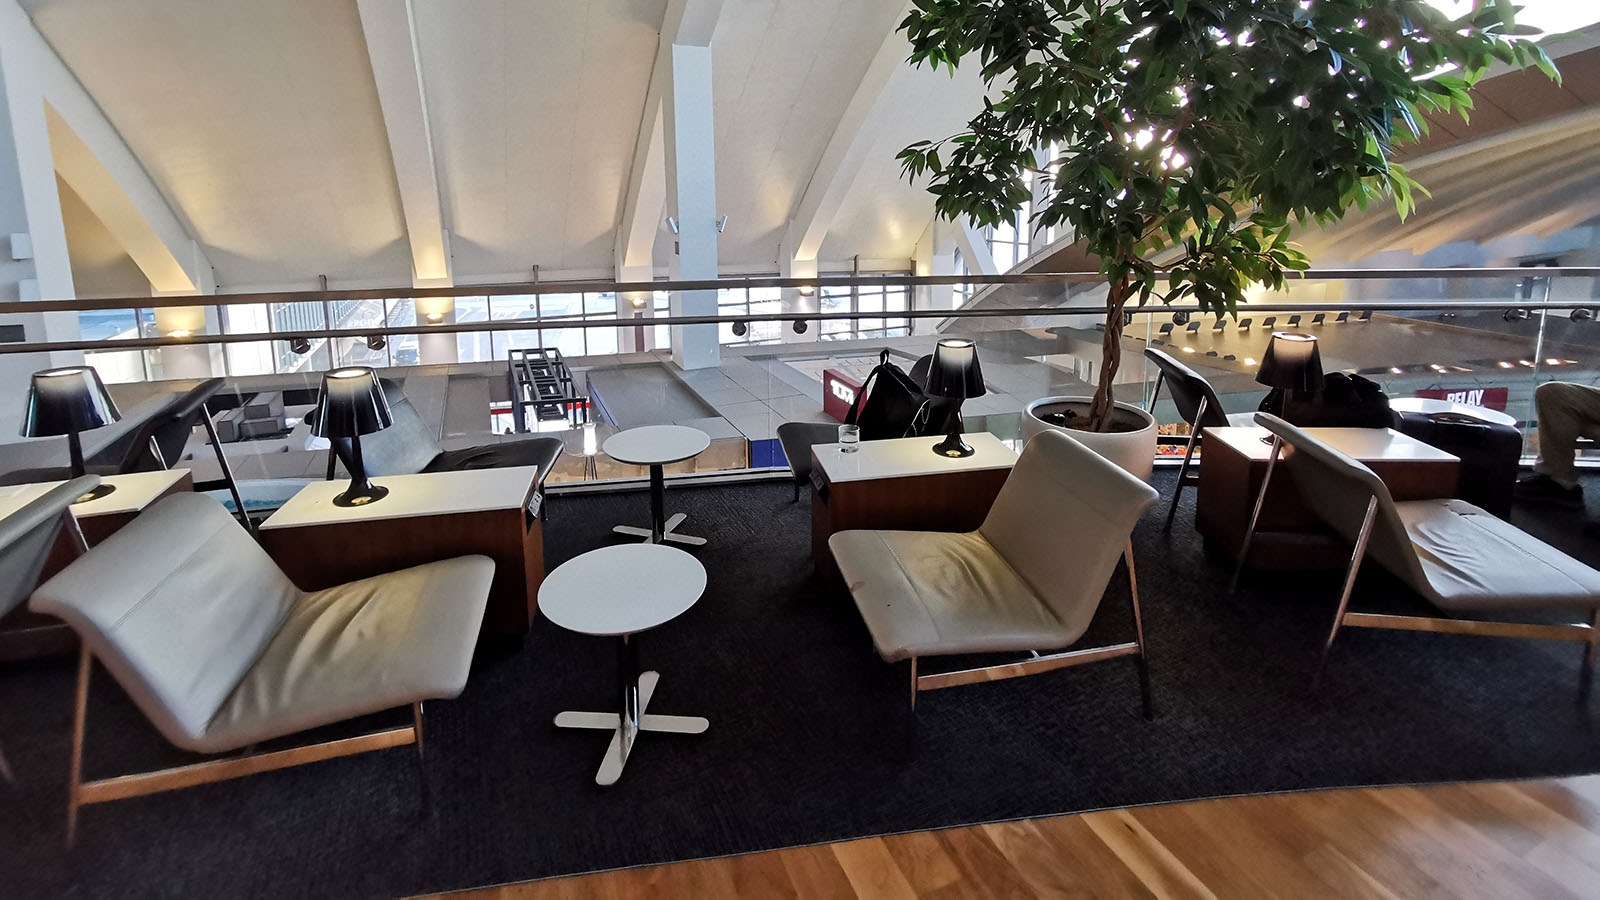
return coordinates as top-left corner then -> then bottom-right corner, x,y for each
430,776 -> 1600,899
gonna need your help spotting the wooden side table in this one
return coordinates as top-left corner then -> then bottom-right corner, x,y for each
811,433 -> 1017,587
259,466 -> 544,637
0,469 -> 194,661
1196,426 -> 1459,572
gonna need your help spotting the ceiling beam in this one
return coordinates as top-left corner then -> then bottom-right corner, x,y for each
357,0 -> 451,288
1,0 -> 212,297
782,4 -> 908,265
615,0 -> 725,279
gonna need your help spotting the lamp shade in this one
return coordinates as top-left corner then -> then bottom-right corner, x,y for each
1256,331 -> 1325,392
311,367 -> 392,439
20,366 -> 121,437
923,338 -> 987,399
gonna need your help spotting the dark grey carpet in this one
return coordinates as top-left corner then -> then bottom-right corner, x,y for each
2,471 -> 1599,898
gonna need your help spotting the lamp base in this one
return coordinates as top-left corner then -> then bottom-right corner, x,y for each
931,433 -> 974,458
333,482 -> 389,508
70,483 -> 117,505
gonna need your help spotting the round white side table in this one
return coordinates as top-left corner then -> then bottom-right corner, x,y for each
540,544 -> 709,786
603,425 -> 711,546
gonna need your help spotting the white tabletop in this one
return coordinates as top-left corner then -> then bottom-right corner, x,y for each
603,425 -> 711,467
1390,397 -> 1519,428
1207,426 -> 1459,463
539,544 -> 707,636
0,469 -> 190,521
260,466 -> 539,530
812,432 -> 1018,484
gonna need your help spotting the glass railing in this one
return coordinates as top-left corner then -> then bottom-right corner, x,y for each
2,269 -> 1596,514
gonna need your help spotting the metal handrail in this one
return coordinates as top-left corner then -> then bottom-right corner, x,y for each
2,266 -> 1598,315
2,297 -> 1595,356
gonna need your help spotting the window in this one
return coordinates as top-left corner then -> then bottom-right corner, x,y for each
718,285 -> 782,346
818,274 -> 911,342
486,292 -> 621,359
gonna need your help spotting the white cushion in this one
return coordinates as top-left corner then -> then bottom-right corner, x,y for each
1397,499 -> 1600,611
831,529 -> 1077,662
199,555 -> 493,752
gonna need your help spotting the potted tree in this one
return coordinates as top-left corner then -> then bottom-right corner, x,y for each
898,0 -> 1556,478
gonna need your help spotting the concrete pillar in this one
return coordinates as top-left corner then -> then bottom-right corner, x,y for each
663,42 -> 719,371
0,15 -> 81,439
414,297 -> 457,365
617,261 -> 655,353
779,246 -> 816,344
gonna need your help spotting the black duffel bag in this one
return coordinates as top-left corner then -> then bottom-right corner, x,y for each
1260,372 -> 1392,428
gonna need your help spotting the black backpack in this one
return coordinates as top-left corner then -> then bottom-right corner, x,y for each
845,350 -> 932,440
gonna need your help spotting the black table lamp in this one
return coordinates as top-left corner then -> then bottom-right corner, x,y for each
1257,331 -> 1325,395
21,366 -> 121,502
1257,330 -> 1325,421
923,338 -> 986,458
311,367 -> 393,507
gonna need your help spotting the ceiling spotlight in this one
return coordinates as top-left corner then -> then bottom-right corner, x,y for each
1497,361 -> 1513,369
366,334 -> 387,351
424,311 -> 445,325
1572,309 -> 1594,322
798,285 -> 815,297
288,337 -> 312,355
792,319 -> 809,334
731,320 -> 748,337
665,216 -> 680,235
715,215 -> 728,233
1244,357 -> 1257,366
630,295 -> 648,308
1503,308 -> 1530,322
1181,346 -> 1195,353
166,329 -> 193,339
1171,310 -> 1190,325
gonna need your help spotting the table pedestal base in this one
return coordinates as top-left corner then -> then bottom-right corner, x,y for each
612,464 -> 706,546
554,670 -> 708,786
613,513 -> 705,547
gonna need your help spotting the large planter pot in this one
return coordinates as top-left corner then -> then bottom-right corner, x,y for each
1020,397 -> 1158,483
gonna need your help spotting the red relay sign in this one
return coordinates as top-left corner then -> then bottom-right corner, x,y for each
1413,387 -> 1508,410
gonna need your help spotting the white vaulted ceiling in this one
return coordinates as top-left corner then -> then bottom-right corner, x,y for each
21,0 -> 410,289
20,0 -> 988,292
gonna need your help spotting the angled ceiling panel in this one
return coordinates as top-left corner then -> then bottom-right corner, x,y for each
22,0 -> 410,289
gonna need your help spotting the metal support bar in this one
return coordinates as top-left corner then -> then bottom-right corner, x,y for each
1340,613 -> 1595,643
1165,395 -> 1207,531
199,402 -> 254,535
1230,433 -> 1281,593
913,643 -> 1141,692
63,644 -> 419,845
1317,496 -> 1378,682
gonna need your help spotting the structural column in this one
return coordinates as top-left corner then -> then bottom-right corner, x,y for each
0,6 -> 80,438
664,42 -> 719,371
779,246 -> 816,344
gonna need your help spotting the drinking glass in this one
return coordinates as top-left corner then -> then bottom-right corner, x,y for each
838,424 -> 860,453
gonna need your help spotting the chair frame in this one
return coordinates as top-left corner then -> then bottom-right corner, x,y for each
907,542 -> 1153,718
1231,433 -> 1600,694
1146,356 -> 1223,530
64,636 -> 426,845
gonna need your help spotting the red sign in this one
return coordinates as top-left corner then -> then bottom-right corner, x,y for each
822,368 -> 863,422
1413,387 -> 1508,410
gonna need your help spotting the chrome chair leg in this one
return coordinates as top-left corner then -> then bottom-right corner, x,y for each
909,657 -> 918,710
1165,396 -> 1207,531
1126,541 -> 1153,720
65,644 -> 91,846
1229,435 -> 1282,593
1316,497 -> 1378,685
199,403 -> 254,535
1582,608 -> 1599,701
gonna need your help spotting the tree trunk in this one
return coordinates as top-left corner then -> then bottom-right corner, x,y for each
1088,275 -> 1131,431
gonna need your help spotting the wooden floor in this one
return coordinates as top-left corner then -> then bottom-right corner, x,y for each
433,776 -> 1600,899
